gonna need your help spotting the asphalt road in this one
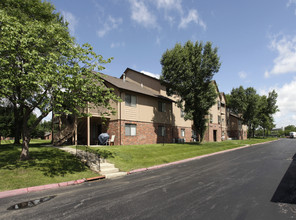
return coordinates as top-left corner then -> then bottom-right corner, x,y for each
1,139 -> 296,220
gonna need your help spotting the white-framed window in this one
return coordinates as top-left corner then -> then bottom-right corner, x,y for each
181,129 -> 185,137
180,109 -> 185,118
158,126 -> 166,137
158,101 -> 166,112
125,124 -> 136,136
210,114 -> 213,123
125,94 -> 136,107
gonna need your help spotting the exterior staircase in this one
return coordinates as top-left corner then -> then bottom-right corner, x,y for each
58,147 -> 126,179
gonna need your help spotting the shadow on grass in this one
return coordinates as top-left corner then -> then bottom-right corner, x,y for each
0,144 -> 88,178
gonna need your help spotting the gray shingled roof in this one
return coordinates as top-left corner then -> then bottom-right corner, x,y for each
100,73 -> 174,102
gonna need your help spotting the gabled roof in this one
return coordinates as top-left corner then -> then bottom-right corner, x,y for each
229,112 -> 243,120
100,73 -> 174,102
122,67 -> 160,81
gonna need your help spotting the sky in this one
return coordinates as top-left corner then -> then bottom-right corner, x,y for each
49,0 -> 296,128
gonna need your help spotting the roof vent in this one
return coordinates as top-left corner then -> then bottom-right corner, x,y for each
141,83 -> 143,88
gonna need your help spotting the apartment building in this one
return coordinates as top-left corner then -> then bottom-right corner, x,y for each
227,112 -> 248,140
53,68 -> 247,146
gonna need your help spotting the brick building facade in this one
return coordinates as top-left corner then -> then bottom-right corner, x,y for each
54,68 -> 247,146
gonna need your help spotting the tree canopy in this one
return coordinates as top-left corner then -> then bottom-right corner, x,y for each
0,0 -> 120,160
227,86 -> 278,137
160,40 -> 221,141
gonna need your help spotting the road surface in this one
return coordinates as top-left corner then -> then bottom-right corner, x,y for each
1,139 -> 296,219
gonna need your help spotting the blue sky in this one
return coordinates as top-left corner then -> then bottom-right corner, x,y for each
49,0 -> 296,128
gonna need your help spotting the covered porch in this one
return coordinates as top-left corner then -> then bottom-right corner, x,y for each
77,117 -> 110,145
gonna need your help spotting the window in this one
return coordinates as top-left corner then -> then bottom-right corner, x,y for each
158,101 -> 166,112
210,114 -> 213,123
217,101 -> 221,110
180,109 -> 185,118
125,124 -> 136,136
181,129 -> 185,137
218,116 -> 221,124
125,94 -> 136,107
158,126 -> 166,137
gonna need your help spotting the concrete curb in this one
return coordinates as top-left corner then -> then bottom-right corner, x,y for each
128,139 -> 279,175
0,179 -> 86,199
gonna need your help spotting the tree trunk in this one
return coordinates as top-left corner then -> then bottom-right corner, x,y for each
20,123 -> 31,161
20,136 -> 30,160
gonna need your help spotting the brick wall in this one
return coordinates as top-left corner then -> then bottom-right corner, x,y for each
107,119 -> 192,145
204,123 -> 222,142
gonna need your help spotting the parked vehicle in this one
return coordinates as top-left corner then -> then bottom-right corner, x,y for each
289,132 -> 296,138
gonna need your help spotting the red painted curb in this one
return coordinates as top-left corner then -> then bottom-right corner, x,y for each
128,140 -> 279,174
0,179 -> 86,199
0,188 -> 28,199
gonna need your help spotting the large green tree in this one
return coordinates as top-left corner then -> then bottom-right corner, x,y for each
160,40 -> 221,141
228,87 -> 278,137
0,0 -> 120,160
258,90 -> 278,136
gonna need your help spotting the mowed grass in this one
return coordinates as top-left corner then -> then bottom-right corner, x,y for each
86,137 -> 278,172
0,140 -> 97,191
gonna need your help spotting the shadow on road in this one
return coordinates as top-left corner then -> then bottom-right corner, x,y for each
271,153 -> 296,204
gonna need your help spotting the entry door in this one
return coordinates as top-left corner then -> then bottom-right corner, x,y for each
213,130 -> 217,142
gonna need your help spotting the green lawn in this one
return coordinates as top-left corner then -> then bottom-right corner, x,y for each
0,140 -> 97,191
80,138 -> 278,172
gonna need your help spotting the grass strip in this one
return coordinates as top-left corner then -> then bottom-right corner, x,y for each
0,140 -> 97,191
76,138 -> 278,172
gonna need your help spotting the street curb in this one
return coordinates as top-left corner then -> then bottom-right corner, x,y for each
0,179 -> 86,199
127,139 -> 279,175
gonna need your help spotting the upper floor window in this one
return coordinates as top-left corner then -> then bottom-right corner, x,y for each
218,116 -> 221,124
125,94 -> 136,107
217,101 -> 221,110
180,109 -> 185,118
158,101 -> 166,112
210,114 -> 213,123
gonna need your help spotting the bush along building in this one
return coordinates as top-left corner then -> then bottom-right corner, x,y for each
53,68 -> 248,146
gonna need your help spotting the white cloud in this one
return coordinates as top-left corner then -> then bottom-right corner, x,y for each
287,0 -> 296,7
110,42 -> 125,48
155,0 -> 183,13
287,0 -> 296,15
265,35 -> 296,77
129,0 -> 159,29
97,15 -> 122,38
62,11 -> 78,35
141,70 -> 160,79
238,71 -> 247,79
128,0 -> 205,30
264,78 -> 296,127
178,9 -> 206,30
